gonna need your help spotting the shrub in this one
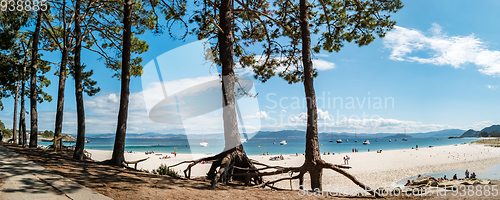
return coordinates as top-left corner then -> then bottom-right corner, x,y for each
156,164 -> 180,178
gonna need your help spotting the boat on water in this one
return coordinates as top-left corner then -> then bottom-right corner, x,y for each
200,141 -> 208,147
363,140 -> 370,145
389,139 -> 392,142
346,139 -> 349,142
329,139 -> 334,142
354,128 -> 358,142
336,139 -> 342,143
240,138 -> 247,143
402,128 -> 408,141
280,140 -> 287,145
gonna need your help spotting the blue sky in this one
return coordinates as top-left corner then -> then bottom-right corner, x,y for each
1,0 -> 500,135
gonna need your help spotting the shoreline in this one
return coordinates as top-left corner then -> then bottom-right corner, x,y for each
86,141 -> 500,190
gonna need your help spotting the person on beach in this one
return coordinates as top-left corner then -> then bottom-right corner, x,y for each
465,169 -> 469,178
453,174 -> 457,180
471,172 -> 476,178
443,175 -> 447,180
345,155 -> 350,165
174,151 -> 177,157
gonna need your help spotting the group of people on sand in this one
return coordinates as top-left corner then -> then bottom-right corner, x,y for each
323,152 -> 335,155
269,155 -> 284,161
159,151 -> 177,159
343,155 -> 350,165
449,169 -> 477,180
145,151 -> 155,155
434,169 -> 478,181
464,169 -> 477,179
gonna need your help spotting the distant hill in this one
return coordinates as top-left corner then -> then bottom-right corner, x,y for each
82,128 -> 468,139
459,125 -> 500,137
409,129 -> 464,138
382,134 -> 412,139
252,130 -> 305,139
461,129 -> 480,137
480,125 -> 500,134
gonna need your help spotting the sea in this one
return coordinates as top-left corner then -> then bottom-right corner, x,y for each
39,137 -> 481,156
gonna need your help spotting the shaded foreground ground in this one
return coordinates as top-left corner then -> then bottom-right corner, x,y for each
2,143 -> 499,199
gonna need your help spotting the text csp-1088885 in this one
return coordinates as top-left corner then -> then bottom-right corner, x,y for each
1,0 -> 48,12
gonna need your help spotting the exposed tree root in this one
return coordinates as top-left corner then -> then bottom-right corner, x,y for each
168,145 -> 262,188
170,151 -> 383,198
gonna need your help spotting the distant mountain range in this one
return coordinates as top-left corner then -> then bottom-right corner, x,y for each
80,129 -> 469,139
459,125 -> 500,137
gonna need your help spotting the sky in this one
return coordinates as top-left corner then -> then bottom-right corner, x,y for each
1,0 -> 500,136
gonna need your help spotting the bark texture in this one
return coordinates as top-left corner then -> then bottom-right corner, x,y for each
29,11 -> 42,148
110,0 -> 132,167
219,0 -> 240,151
299,0 -> 323,190
12,80 -> 19,143
19,64 -> 26,147
73,0 -> 86,161
53,2 -> 69,151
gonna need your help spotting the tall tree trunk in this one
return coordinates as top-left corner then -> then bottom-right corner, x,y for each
53,1 -> 68,151
300,0 -> 322,190
73,0 -> 86,160
19,65 -> 26,147
12,80 -> 19,143
53,49 -> 69,151
29,11 -> 42,148
219,0 -> 240,151
110,0 -> 132,166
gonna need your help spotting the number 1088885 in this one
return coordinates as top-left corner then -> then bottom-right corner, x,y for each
1,0 -> 49,12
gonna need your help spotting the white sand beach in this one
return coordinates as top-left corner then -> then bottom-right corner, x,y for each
87,142 -> 500,190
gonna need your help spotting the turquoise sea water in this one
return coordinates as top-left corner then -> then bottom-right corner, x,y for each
39,137 -> 481,156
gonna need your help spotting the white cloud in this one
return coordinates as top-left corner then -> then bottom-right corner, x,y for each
315,54 -> 330,58
247,111 -> 269,120
290,109 -> 332,122
384,23 -> 500,76
312,59 -> 335,71
487,85 -> 497,90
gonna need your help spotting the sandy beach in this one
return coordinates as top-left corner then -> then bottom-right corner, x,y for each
87,142 -> 500,190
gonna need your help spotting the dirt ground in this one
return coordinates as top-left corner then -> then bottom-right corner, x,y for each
2,143 -> 498,200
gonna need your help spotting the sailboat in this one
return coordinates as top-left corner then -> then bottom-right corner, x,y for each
402,128 -> 408,141
354,128 -> 358,142
363,140 -> 370,145
200,132 -> 208,147
329,134 -> 334,142
336,139 -> 342,143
